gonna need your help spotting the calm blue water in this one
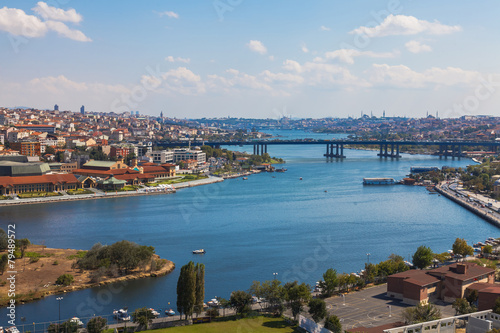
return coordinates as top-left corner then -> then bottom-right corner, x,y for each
0,130 -> 498,325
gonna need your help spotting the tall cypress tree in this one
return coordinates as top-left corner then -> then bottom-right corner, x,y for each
177,261 -> 196,319
194,263 -> 205,316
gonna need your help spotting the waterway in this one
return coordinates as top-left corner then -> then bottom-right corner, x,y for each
0,130 -> 498,325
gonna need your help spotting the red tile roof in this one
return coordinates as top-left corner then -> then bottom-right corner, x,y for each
390,270 -> 440,287
0,174 -> 78,187
429,263 -> 494,281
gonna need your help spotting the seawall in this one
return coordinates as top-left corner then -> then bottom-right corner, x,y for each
435,184 -> 500,229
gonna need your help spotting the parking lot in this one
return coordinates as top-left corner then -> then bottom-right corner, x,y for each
324,284 -> 456,330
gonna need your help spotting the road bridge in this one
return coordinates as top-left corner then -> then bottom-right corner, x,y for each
156,140 -> 500,159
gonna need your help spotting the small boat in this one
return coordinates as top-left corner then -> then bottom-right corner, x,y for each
149,308 -> 160,318
299,177 -> 303,180
207,298 -> 219,307
113,309 -> 131,321
165,309 -> 175,316
70,317 -> 84,327
242,177 -> 248,180
193,249 -> 206,254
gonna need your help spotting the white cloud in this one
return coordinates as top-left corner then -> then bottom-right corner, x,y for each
260,70 -> 304,84
368,64 -> 482,88
405,40 -> 432,53
322,49 -> 399,64
0,5 -> 91,41
27,75 -> 129,95
142,67 -> 205,95
320,25 -> 330,31
247,40 -> 267,55
301,45 -> 309,53
45,20 -> 91,42
268,55 -> 275,61
159,11 -> 179,19
32,2 -> 82,23
165,56 -> 191,63
282,59 -> 369,87
350,15 -> 461,37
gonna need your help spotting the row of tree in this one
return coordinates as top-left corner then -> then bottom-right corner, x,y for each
176,261 -> 205,319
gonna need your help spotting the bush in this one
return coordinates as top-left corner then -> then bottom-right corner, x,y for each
56,274 -> 74,286
29,257 -> 39,263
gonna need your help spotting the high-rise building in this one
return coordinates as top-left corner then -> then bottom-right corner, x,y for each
54,104 -> 59,111
80,105 -> 85,115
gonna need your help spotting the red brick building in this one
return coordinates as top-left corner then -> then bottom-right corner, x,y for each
387,263 -> 495,305
10,141 -> 41,156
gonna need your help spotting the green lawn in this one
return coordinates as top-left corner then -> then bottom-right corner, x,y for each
67,189 -> 94,195
145,316 -> 301,333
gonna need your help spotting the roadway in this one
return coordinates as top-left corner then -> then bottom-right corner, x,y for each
438,180 -> 500,227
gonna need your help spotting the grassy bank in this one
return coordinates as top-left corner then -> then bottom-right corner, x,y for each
145,316 -> 301,333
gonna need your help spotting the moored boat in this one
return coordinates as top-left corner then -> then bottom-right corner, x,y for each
193,249 -> 206,254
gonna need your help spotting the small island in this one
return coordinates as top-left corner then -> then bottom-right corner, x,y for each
0,239 -> 174,307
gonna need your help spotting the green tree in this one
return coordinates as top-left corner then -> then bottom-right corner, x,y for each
284,281 -> 311,320
363,263 -> 378,283
230,290 -> 253,317
493,297 -> 500,314
466,289 -> 479,305
194,263 -> 205,316
86,316 -> 107,333
308,298 -> 327,323
319,268 -> 338,297
452,238 -> 474,259
177,261 -> 196,319
131,307 -> 155,329
401,302 -> 441,324
325,314 -> 342,333
56,274 -> 74,286
452,298 -> 476,315
0,254 -> 8,275
483,245 -> 493,255
412,246 -> 434,269
0,228 -> 8,251
15,238 -> 30,258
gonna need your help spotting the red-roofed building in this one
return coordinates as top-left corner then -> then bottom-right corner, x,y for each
387,263 -> 495,304
0,174 -> 79,195
466,283 -> 500,311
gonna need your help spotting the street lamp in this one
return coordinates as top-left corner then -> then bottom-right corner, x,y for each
273,272 -> 278,280
56,297 -> 63,324
388,305 -> 392,317
366,253 -> 371,264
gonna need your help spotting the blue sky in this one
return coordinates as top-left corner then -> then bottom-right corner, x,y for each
0,0 -> 499,119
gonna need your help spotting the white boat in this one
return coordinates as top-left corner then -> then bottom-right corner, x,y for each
207,298 -> 219,307
165,309 -> 175,316
113,309 -> 131,321
70,317 -> 84,327
193,249 -> 206,254
149,308 -> 160,318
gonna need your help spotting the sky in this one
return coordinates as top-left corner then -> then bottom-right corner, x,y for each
0,0 -> 499,119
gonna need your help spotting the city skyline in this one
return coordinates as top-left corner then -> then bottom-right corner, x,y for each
0,1 -> 499,119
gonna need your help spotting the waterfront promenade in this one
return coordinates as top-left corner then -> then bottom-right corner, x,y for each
436,180 -> 500,228
0,176 -> 224,206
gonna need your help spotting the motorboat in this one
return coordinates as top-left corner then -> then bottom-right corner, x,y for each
165,309 -> 175,316
149,308 -> 160,318
113,309 -> 131,321
70,317 -> 84,327
193,249 -> 206,254
207,298 -> 219,307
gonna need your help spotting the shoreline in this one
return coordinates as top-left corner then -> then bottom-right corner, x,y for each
0,176 -> 224,207
0,246 -> 176,308
435,182 -> 500,228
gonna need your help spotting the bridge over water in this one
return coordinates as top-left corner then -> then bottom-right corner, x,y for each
156,140 -> 500,158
